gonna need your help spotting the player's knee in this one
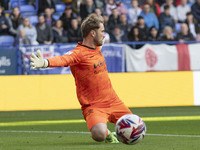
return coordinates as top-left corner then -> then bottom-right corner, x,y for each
91,129 -> 107,142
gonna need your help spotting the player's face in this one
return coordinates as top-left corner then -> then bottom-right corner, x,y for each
94,23 -> 105,46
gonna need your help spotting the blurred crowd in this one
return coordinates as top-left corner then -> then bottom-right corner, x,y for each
0,0 -> 200,46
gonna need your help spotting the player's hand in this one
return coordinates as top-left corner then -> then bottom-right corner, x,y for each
30,50 -> 48,70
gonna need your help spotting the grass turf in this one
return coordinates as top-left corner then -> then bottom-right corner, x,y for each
0,106 -> 200,150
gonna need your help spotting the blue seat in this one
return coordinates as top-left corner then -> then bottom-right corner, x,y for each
20,5 -> 35,12
52,14 -> 60,21
55,4 -> 66,12
28,15 -> 38,25
0,35 -> 15,46
10,0 -> 28,8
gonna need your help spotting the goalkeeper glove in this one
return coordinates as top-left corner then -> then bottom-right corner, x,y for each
30,50 -> 49,70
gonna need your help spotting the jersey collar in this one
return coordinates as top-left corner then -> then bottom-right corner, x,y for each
78,42 -> 100,51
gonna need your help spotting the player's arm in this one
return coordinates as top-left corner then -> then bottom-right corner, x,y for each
30,49 -> 82,69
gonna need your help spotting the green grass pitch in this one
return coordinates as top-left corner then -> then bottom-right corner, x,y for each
0,106 -> 200,150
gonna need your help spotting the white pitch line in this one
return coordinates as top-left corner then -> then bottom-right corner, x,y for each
0,130 -> 200,138
0,130 -> 90,134
146,133 -> 200,138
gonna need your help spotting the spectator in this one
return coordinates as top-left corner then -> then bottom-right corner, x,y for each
44,7 -> 56,26
38,0 -> 55,14
106,0 -> 116,16
15,29 -> 31,45
161,0 -> 178,23
176,22 -> 195,41
177,0 -> 191,23
185,12 -> 198,37
8,7 -> 23,36
71,0 -> 83,15
17,17 -> 37,45
159,26 -> 175,41
191,0 -> 200,24
52,19 -> 68,43
35,14 -> 53,44
140,3 -> 159,30
102,13 -> 109,32
119,13 -> 131,35
80,0 -> 96,20
68,17 -> 82,43
145,0 -> 161,16
136,16 -> 149,40
159,5 -> 175,33
127,0 -> 142,25
60,5 -> 73,31
0,6 -> 10,35
128,26 -> 146,41
147,26 -> 159,41
94,0 -> 106,10
115,0 -> 127,15
94,7 -> 102,16
128,26 -> 145,48
110,25 -> 128,43
107,8 -> 120,31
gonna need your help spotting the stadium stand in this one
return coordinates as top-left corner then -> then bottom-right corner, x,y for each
0,0 -> 199,47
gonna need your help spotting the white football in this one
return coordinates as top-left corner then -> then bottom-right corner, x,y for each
115,114 -> 146,145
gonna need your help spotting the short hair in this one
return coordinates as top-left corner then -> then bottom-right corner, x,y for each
186,12 -> 192,16
138,16 -> 144,20
81,13 -> 104,38
164,5 -> 170,10
38,13 -> 44,18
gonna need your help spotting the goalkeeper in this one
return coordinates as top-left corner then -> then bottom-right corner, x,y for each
30,13 -> 132,143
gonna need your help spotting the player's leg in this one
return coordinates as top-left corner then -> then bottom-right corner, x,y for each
82,107 -> 118,143
108,100 -> 132,124
90,123 -> 108,142
82,107 -> 108,142
90,122 -> 119,143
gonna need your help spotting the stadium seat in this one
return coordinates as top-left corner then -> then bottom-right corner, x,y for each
10,0 -> 28,8
20,5 -> 35,12
0,35 -> 15,47
55,4 -> 66,13
20,4 -> 37,16
52,14 -> 60,21
28,15 -> 38,25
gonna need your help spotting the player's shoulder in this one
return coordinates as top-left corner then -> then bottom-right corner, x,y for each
64,43 -> 82,56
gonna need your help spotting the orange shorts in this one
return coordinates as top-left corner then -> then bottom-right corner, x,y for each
82,99 -> 132,131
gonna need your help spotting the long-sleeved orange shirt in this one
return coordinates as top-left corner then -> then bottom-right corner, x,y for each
48,42 -> 119,109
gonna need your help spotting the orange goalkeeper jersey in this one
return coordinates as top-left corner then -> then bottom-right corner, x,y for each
47,42 -> 120,109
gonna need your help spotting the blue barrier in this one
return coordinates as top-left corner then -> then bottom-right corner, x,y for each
18,43 -> 125,74
0,48 -> 17,75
